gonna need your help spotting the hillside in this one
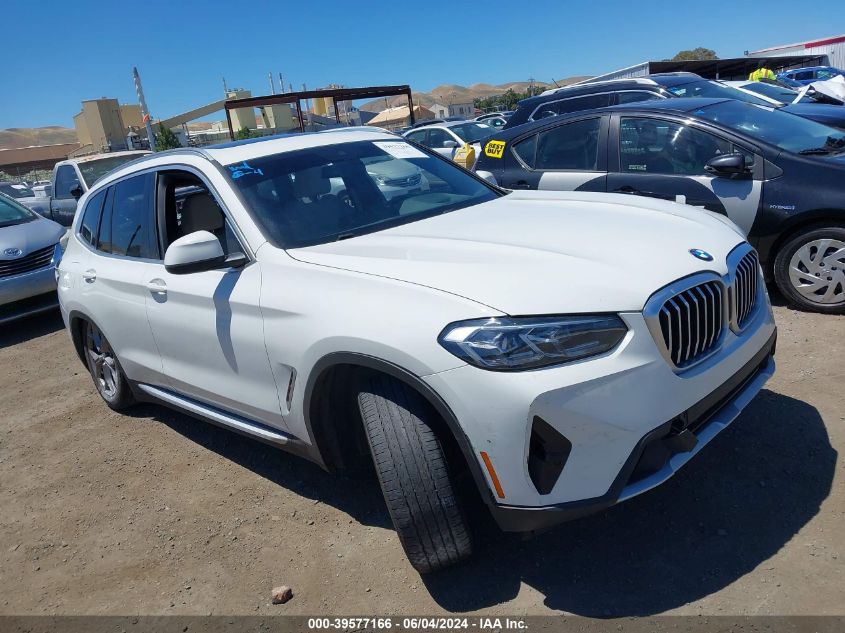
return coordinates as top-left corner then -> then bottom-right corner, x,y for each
0,126 -> 78,151
360,77 -> 591,112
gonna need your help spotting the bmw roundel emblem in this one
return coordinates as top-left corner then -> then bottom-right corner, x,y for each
689,248 -> 713,262
3,247 -> 22,257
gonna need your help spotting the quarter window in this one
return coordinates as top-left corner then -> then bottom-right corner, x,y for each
107,174 -> 157,259
534,118 -> 602,171
619,117 -> 732,176
54,165 -> 80,199
513,134 -> 537,167
79,189 -> 106,245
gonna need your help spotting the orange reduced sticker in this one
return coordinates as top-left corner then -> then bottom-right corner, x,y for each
484,140 -> 506,159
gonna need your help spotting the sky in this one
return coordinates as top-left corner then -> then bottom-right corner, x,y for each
1,0 -> 843,130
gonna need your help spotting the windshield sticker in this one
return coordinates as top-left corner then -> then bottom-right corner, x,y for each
228,161 -> 264,179
484,140 -> 506,159
373,141 -> 427,160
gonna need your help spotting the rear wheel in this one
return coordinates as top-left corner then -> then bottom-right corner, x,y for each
774,225 -> 845,314
84,321 -> 135,410
357,373 -> 472,573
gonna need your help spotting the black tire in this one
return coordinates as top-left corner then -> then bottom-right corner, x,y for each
357,374 -> 472,573
83,321 -> 136,411
773,224 -> 845,314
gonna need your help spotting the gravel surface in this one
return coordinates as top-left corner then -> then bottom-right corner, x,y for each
0,301 -> 842,616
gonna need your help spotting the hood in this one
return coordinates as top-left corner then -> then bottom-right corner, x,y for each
288,192 -> 746,314
0,215 -> 65,257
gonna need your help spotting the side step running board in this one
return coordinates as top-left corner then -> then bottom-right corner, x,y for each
136,383 -> 295,447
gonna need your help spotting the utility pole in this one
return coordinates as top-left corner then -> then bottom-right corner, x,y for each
222,76 -> 229,94
268,72 -> 276,95
278,72 -> 285,93
133,66 -> 156,152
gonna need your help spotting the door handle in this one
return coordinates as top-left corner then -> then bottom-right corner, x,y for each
510,181 -> 532,190
82,270 -> 96,283
613,185 -> 640,194
146,279 -> 167,294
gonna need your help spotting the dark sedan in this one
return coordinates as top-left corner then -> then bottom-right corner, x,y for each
475,98 -> 845,314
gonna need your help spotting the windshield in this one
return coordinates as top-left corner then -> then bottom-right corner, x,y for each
665,80 -> 773,107
0,183 -> 35,199
740,82 -> 819,105
77,155 -> 144,187
448,123 -> 494,143
227,139 -> 499,248
694,100 -> 845,154
0,194 -> 36,227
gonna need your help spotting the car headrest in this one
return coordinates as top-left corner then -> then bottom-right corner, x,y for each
180,193 -> 224,234
293,167 -> 331,199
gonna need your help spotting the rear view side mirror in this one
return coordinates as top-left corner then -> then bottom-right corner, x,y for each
704,153 -> 749,177
70,184 -> 84,200
164,230 -> 226,274
442,140 -> 459,149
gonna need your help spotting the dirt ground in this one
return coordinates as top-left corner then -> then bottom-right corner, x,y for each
0,298 -> 842,617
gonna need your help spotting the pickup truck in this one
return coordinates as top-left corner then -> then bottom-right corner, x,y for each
27,151 -> 150,226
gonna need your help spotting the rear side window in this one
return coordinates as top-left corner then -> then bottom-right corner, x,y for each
616,91 -> 663,105
79,189 -> 106,245
531,94 -> 611,121
535,118 -> 602,171
54,165 -> 80,199
106,174 -> 157,259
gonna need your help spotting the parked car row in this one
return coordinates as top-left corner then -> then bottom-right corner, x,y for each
472,74 -> 845,314
5,68 -> 840,575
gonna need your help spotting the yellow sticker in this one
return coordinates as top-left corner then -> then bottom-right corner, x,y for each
484,140 -> 506,159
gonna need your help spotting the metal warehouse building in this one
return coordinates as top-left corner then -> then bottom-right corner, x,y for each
746,34 -> 845,70
582,34 -> 844,84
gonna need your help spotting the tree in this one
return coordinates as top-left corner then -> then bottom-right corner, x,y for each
154,124 -> 181,151
669,47 -> 718,61
234,126 -> 256,140
474,86 -> 545,112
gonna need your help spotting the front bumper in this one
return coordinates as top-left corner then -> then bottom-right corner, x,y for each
423,297 -> 776,530
0,264 -> 59,324
489,332 -> 775,532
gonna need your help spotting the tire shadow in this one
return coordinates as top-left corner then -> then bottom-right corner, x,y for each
422,390 -> 836,616
123,402 -> 393,530
0,309 -> 63,348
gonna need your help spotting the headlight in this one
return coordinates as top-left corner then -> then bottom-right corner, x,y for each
438,315 -> 627,371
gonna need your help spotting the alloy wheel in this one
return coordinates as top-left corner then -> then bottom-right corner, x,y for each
85,323 -> 119,399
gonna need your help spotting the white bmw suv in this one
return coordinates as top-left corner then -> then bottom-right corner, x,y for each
58,128 -> 776,573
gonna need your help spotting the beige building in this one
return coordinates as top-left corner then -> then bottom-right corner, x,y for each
259,104 -> 295,131
73,98 -> 134,153
226,90 -> 257,132
73,99 -> 145,154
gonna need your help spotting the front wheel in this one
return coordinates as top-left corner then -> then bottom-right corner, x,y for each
774,225 -> 845,314
357,374 -> 472,573
83,321 -> 135,410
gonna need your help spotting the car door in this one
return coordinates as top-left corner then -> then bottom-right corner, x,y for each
607,115 -> 763,235
51,164 -> 81,226
498,116 -> 609,192
143,169 -> 285,429
71,174 -> 165,384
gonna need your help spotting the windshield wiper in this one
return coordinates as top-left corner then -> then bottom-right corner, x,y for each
799,136 -> 845,155
799,147 -> 837,155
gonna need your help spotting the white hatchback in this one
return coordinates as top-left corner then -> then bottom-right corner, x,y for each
58,128 -> 776,573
